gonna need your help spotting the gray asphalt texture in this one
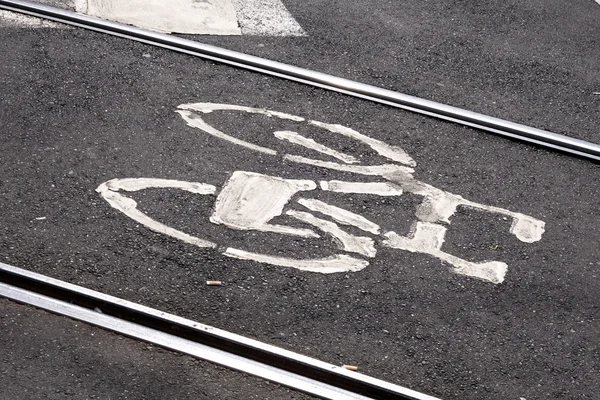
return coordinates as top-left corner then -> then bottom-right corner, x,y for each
1,299 -> 314,399
1,1 -> 599,399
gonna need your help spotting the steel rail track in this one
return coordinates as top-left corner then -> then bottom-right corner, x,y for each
1,0 -> 599,162
0,262 -> 441,400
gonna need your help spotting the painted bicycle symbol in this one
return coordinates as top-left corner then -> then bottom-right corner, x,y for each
97,103 -> 545,284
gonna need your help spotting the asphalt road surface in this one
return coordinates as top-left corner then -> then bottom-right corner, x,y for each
1,298 -> 314,399
1,1 -> 599,399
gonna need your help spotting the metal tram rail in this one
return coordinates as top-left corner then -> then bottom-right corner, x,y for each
1,0 -> 599,162
0,262 -> 441,400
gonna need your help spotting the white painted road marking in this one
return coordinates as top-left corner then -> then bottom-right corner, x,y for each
384,224 -> 508,284
178,109 -> 278,155
224,248 -> 369,274
319,181 -> 404,196
96,178 -> 217,249
210,171 -> 319,238
86,0 -> 240,35
297,198 -> 381,235
286,210 -> 377,258
0,0 -> 305,36
274,131 -> 359,164
97,103 -> 546,284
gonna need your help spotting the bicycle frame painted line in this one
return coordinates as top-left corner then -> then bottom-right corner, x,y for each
0,0 -> 598,162
0,262 -> 442,400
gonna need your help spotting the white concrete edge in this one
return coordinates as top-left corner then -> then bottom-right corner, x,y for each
0,0 -> 306,36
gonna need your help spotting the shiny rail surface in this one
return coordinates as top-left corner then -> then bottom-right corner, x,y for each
0,262 -> 441,400
0,0 -> 599,162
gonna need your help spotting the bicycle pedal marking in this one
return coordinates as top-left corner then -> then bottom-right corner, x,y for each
97,103 -> 546,284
